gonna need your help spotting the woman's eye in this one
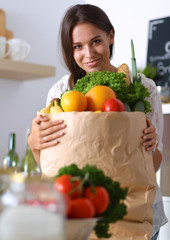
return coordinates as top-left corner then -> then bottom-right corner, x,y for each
73,45 -> 81,50
93,39 -> 101,44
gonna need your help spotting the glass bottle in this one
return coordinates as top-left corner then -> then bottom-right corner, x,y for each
21,129 -> 41,176
21,146 -> 40,176
3,133 -> 19,171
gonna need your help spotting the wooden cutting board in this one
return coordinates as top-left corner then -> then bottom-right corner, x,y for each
0,9 -> 14,58
0,9 -> 14,39
0,9 -> 6,36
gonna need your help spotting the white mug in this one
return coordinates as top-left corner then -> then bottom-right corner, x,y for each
0,36 -> 12,58
7,38 -> 31,61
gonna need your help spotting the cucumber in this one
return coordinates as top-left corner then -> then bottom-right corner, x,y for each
124,103 -> 132,112
133,100 -> 145,112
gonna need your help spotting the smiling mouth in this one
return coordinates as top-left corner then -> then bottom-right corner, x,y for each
85,58 -> 100,67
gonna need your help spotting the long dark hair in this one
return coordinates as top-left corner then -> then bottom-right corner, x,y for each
60,4 -> 115,87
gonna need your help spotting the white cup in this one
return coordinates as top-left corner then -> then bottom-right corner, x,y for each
0,36 -> 12,58
7,38 -> 31,61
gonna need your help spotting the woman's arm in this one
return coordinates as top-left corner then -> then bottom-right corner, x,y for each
141,75 -> 164,173
28,75 -> 70,165
28,114 -> 66,165
142,118 -> 162,172
152,149 -> 162,172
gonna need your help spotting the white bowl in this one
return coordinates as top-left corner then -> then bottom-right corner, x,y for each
65,218 -> 99,240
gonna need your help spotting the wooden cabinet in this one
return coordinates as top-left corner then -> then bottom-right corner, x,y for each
0,59 -> 56,80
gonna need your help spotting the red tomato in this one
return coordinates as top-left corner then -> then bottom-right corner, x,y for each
62,193 -> 72,217
53,175 -> 83,199
68,198 -> 95,218
103,98 -> 126,112
84,186 -> 110,215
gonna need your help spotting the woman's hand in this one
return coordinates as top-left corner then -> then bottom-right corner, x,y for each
142,118 -> 157,152
28,114 -> 66,164
142,118 -> 162,172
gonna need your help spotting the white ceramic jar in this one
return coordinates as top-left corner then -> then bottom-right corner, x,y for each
0,173 -> 65,240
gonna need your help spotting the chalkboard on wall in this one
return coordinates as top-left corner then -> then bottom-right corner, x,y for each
147,16 -> 170,87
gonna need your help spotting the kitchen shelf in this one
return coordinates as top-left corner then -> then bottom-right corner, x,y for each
162,103 -> 170,114
0,59 -> 56,80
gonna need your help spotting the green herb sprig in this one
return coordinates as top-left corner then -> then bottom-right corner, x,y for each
57,164 -> 128,238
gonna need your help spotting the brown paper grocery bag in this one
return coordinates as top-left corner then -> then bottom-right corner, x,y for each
40,112 -> 156,239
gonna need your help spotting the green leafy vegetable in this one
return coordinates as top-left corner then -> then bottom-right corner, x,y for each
138,64 -> 158,80
57,164 -> 128,238
73,71 -> 126,95
73,71 -> 152,113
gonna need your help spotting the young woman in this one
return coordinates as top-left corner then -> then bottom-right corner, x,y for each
28,4 -> 167,239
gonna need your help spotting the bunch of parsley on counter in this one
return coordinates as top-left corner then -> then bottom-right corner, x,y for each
57,164 -> 128,238
73,71 -> 152,113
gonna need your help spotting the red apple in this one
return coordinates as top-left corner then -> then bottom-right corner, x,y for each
103,98 -> 126,112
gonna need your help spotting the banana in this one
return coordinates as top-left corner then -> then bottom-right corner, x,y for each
40,102 -> 53,114
50,98 -> 64,114
50,105 -> 64,114
50,98 -> 60,106
40,98 -> 64,114
40,107 -> 50,114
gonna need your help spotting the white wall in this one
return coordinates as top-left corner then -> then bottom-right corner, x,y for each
0,0 -> 169,163
85,0 -> 170,69
0,0 -> 85,163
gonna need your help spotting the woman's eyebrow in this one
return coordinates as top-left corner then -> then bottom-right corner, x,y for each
72,35 -> 102,45
91,35 -> 102,41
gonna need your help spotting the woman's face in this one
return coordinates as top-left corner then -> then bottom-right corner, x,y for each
72,23 -> 114,74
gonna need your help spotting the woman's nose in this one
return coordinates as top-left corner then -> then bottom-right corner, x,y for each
84,45 -> 94,58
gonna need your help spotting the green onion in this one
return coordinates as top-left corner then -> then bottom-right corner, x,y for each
131,39 -> 140,83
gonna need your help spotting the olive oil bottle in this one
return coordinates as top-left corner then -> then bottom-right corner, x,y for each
3,133 -> 19,171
